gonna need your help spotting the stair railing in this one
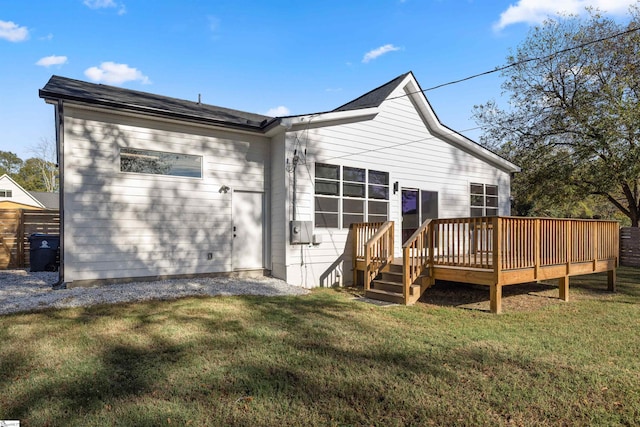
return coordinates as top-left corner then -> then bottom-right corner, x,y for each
402,219 -> 433,302
364,221 -> 395,291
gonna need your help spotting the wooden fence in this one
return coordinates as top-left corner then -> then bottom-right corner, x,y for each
620,227 -> 640,267
0,209 -> 60,269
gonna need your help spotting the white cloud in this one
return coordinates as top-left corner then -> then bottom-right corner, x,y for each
494,0 -> 635,30
208,15 -> 220,32
84,62 -> 150,85
84,0 -> 115,8
362,44 -> 401,63
0,20 -> 29,42
265,106 -> 290,117
36,55 -> 68,67
83,0 -> 127,14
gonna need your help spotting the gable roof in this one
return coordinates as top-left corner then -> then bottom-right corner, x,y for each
333,72 -> 411,112
39,73 -> 518,173
0,174 -> 46,208
40,76 -> 275,131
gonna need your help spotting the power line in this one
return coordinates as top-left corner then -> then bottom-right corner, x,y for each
388,24 -> 640,99
315,125 -> 484,163
286,25 -> 640,168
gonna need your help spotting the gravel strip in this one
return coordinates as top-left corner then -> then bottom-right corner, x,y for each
0,270 -> 309,315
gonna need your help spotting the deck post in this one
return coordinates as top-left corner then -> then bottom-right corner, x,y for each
566,222 -> 572,275
559,276 -> 569,301
490,283 -> 502,314
492,217 -> 502,285
608,269 -> 616,292
352,225 -> 358,287
534,219 -> 540,280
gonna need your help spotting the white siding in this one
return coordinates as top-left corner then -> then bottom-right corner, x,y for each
0,175 -> 43,208
270,133 -> 287,280
62,106 -> 269,283
280,85 -> 512,287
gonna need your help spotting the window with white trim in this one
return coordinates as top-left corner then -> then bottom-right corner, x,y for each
0,189 -> 12,198
470,183 -> 498,217
120,148 -> 202,178
315,163 -> 389,228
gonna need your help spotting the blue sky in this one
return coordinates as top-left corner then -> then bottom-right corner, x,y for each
0,0 -> 637,160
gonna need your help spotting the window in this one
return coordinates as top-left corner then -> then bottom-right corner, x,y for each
342,167 -> 365,228
314,163 -> 340,228
470,183 -> 498,216
0,189 -> 12,198
120,148 -> 202,178
315,163 -> 389,228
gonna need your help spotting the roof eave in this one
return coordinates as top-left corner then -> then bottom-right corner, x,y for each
40,89 -> 268,133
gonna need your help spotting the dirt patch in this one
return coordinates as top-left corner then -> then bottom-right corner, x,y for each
417,279 -> 617,312
416,281 -> 566,312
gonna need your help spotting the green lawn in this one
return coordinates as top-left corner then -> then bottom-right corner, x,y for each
1,268 -> 639,426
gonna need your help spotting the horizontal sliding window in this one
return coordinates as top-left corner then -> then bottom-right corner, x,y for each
0,189 -> 12,198
120,148 -> 202,178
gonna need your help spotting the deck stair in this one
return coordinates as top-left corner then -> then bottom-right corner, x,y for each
366,259 -> 431,304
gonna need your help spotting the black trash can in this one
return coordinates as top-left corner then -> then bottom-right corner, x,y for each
29,234 -> 60,272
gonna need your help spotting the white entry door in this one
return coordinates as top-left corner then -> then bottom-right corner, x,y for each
232,191 -> 264,270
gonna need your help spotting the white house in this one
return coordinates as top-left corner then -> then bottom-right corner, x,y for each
39,72 -> 519,290
0,174 -> 47,210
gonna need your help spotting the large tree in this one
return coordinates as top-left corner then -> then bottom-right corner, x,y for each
474,7 -> 640,225
0,151 -> 23,176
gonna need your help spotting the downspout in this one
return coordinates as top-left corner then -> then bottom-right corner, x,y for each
52,99 -> 65,289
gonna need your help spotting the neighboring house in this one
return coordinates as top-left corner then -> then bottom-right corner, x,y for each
39,72 -> 520,288
0,174 -> 47,210
29,191 -> 60,209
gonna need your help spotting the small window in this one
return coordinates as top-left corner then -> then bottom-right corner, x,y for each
315,163 -> 340,196
0,189 -> 12,198
470,183 -> 498,217
343,199 -> 365,228
315,197 -> 339,228
120,148 -> 202,178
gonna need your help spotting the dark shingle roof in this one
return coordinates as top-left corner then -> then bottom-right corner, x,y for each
333,72 -> 412,112
28,192 -> 59,209
39,76 -> 274,130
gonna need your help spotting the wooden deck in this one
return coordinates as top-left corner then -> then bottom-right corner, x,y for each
352,217 -> 619,313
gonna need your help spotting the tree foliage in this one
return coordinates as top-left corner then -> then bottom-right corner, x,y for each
0,151 -> 23,176
0,139 -> 59,192
475,6 -> 640,225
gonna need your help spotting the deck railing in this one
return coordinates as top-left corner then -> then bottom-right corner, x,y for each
352,222 -> 385,261
427,217 -> 619,272
498,217 -> 619,271
432,217 -> 495,269
402,219 -> 432,300
363,221 -> 394,290
352,217 -> 618,310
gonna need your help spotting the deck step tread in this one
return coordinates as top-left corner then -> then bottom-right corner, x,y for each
373,279 -> 404,286
365,289 -> 405,304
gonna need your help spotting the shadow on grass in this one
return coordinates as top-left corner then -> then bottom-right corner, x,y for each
0,285 -> 638,425
417,280 -> 563,312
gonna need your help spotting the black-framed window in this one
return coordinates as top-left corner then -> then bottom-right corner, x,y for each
120,148 -> 202,178
315,163 -> 389,228
470,183 -> 498,217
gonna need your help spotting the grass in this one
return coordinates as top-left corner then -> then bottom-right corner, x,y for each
0,268 -> 639,426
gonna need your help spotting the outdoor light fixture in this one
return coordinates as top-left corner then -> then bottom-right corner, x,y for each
393,181 -> 399,194
219,185 -> 231,193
